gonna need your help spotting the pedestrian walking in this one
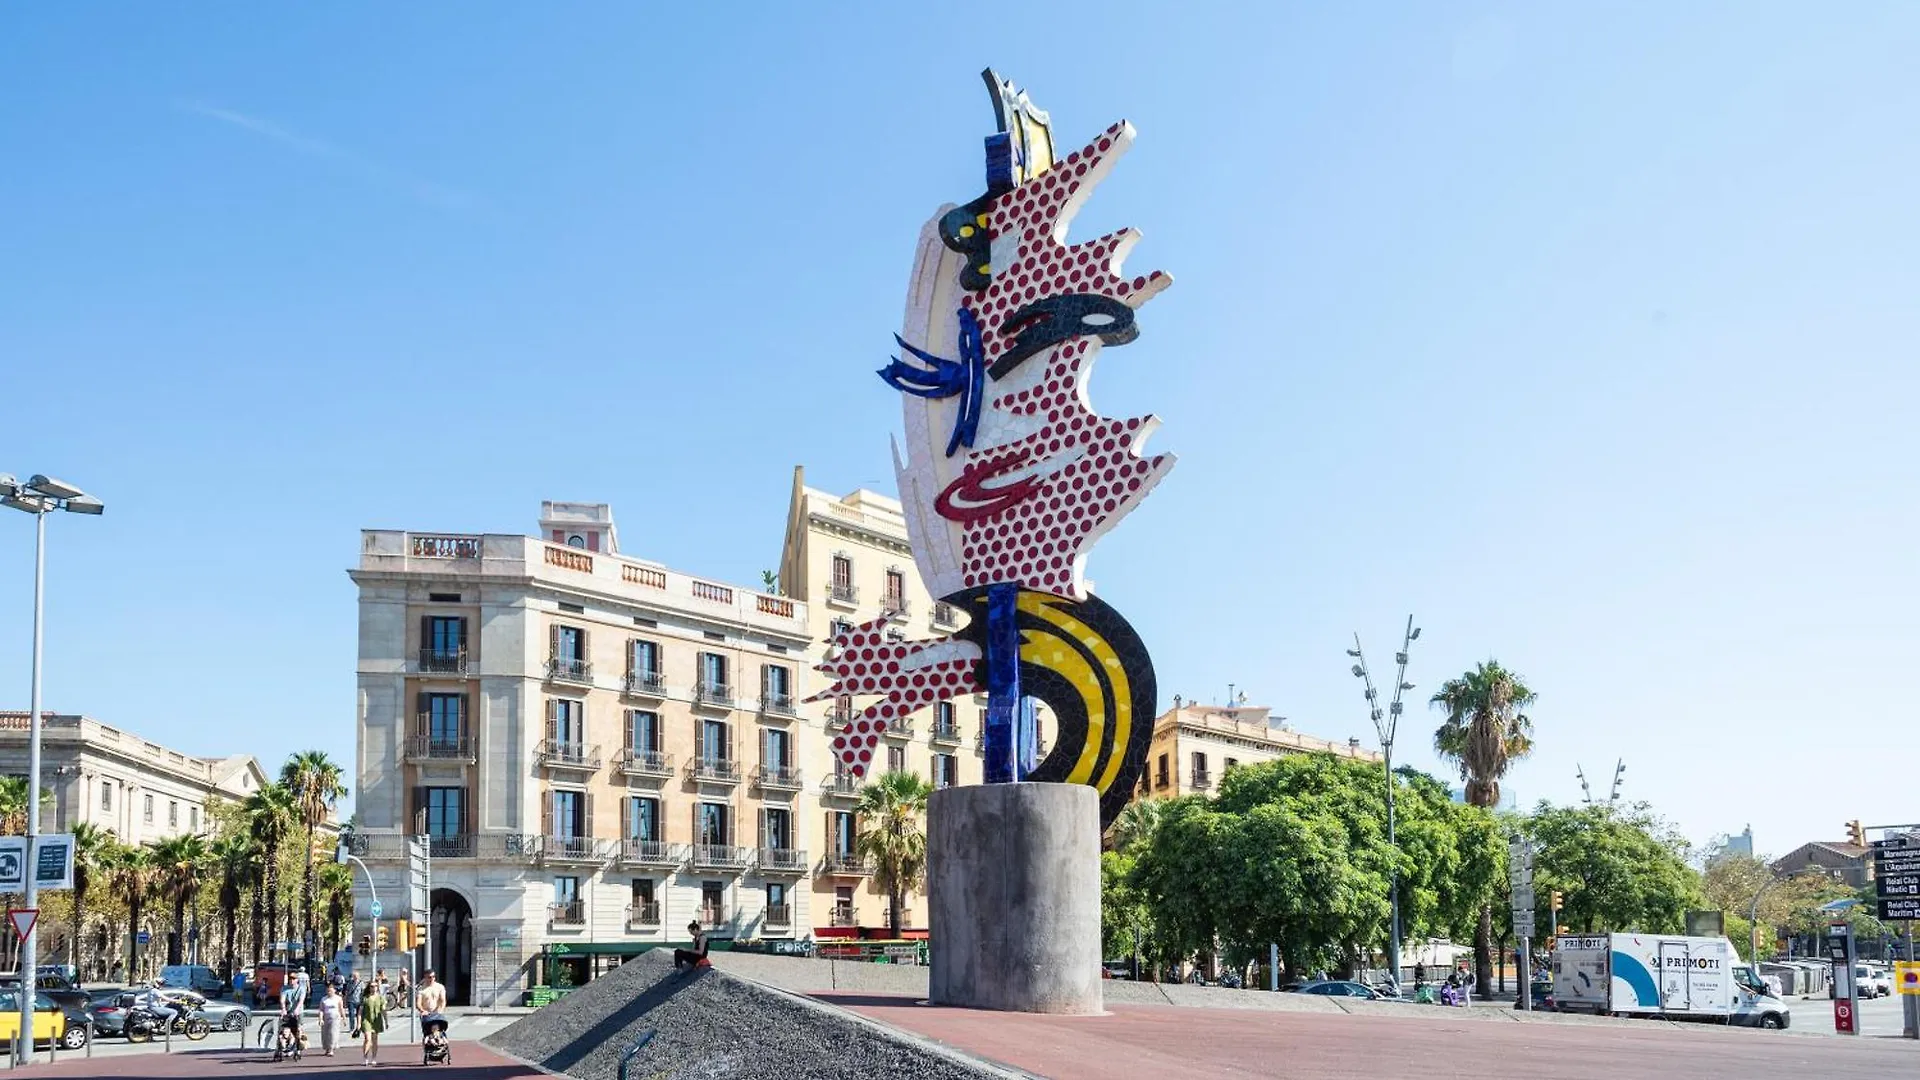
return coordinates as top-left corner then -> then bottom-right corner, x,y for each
344,970 -> 362,1035
359,982 -> 388,1066
317,982 -> 345,1056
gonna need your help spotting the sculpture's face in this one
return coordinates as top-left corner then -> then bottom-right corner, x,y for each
887,120 -> 1174,604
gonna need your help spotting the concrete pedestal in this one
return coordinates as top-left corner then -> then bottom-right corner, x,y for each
927,782 -> 1103,1014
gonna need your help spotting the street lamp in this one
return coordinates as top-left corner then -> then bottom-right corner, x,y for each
1349,614 -> 1419,992
2,473 -> 103,1066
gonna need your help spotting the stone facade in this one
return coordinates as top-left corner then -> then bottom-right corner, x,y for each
1134,702 -> 1381,801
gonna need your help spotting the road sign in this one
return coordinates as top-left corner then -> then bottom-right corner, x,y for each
1876,873 -> 1920,897
0,839 -> 25,893
1835,998 -> 1855,1033
1878,897 -> 1920,920
6,909 -> 36,943
1897,962 -> 1920,996
1512,910 -> 1536,937
1512,885 -> 1535,911
136,929 -> 150,945
406,836 -> 431,928
1872,835 -> 1916,852
370,899 -> 383,920
29,835 -> 73,890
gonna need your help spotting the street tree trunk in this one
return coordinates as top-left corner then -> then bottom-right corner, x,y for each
1476,903 -> 1494,1000
302,820 -> 317,949
168,894 -> 186,965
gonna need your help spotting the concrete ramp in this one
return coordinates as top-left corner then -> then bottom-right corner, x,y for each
482,949 -> 1014,1080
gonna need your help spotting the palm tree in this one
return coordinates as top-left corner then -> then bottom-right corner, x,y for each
1431,659 -> 1537,998
111,844 -> 158,979
281,751 -> 348,952
68,823 -> 117,980
854,770 -> 935,935
151,834 -> 211,966
245,783 -> 299,959
1109,798 -> 1164,854
319,862 -> 353,958
211,833 -> 255,982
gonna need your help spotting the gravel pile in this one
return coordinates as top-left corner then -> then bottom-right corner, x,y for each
482,950 -> 1013,1080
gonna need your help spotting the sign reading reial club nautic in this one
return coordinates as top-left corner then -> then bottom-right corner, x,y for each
1873,835 -> 1920,919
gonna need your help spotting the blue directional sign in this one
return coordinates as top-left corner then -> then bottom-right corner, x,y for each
370,899 -> 383,920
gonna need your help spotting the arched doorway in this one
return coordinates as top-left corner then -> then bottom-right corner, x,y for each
429,889 -> 474,1006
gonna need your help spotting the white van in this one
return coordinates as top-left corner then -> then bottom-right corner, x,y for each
1552,934 -> 1791,1029
158,964 -> 225,997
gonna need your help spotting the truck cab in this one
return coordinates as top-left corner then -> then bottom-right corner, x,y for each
1730,962 -> 1791,1029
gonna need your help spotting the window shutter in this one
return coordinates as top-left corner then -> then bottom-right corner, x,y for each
412,786 -> 426,834
458,790 -> 469,835
419,615 -> 432,655
758,808 -> 767,849
463,692 -> 474,738
620,796 -> 632,839
579,627 -> 590,665
585,792 -> 595,839
692,804 -> 701,846
760,664 -> 770,698
623,712 -> 634,751
414,692 -> 428,736
541,791 -> 553,838
548,623 -> 560,661
545,701 -> 558,745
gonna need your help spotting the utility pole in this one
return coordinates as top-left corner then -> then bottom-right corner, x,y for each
1348,615 -> 1420,993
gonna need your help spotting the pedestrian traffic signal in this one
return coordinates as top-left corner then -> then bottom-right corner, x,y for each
375,924 -> 390,951
1847,820 -> 1866,847
357,934 -> 371,957
1551,890 -> 1564,912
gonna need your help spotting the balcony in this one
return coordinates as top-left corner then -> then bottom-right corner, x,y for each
626,901 -> 662,929
687,757 -> 742,785
828,907 -> 858,928
693,683 -> 735,710
535,741 -> 602,773
824,702 -> 855,730
754,763 -> 804,792
548,899 -> 586,928
614,748 -> 674,780
820,773 -> 861,801
692,845 -> 751,872
1190,770 -> 1212,790
619,839 -> 686,868
546,657 -> 593,686
417,648 -> 470,676
883,596 -> 911,621
823,852 -> 874,877
698,906 -> 728,931
405,732 -> 477,763
758,693 -> 797,719
882,717 -> 915,740
758,847 -> 809,875
764,903 -> 793,929
540,835 -> 604,863
929,721 -> 962,745
623,671 -> 666,697
826,583 -> 858,609
426,834 -> 475,859
931,601 -> 961,629
411,534 -> 482,560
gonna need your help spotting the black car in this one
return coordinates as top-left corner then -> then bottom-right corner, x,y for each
0,974 -> 89,1013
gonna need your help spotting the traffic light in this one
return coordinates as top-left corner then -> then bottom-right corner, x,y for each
357,934 -> 371,957
1551,890 -> 1564,912
393,920 -> 410,952
1847,820 -> 1866,847
375,924 -> 390,952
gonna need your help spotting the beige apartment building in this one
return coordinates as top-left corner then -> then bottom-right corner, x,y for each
349,503 -> 818,1004
1136,701 -> 1382,800
0,711 -> 268,842
775,468 -> 985,936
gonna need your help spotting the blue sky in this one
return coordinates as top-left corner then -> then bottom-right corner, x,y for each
3,3 -> 1915,855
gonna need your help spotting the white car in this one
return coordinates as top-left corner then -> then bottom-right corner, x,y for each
1857,966 -> 1893,998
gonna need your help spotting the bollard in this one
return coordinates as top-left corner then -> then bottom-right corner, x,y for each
165,1017 -> 172,1054
86,1019 -> 93,1058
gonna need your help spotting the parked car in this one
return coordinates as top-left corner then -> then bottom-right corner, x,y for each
167,990 -> 251,1032
1856,966 -> 1893,998
88,989 -> 133,1037
0,989 -> 76,1050
160,965 -> 226,998
0,973 -> 89,1012
1296,980 -> 1395,1000
1514,975 -> 1555,1010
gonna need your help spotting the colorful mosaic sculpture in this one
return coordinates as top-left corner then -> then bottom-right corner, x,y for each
814,71 -> 1170,828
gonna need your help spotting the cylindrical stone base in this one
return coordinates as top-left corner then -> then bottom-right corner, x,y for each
927,782 -> 1103,1014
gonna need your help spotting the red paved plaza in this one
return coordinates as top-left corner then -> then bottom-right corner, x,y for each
2,1044 -> 543,1079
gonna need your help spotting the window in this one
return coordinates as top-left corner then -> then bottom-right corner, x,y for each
766,882 -> 786,909
549,699 -> 584,746
168,801 -> 178,827
551,790 -> 585,839
698,803 -> 730,846
189,806 -> 199,832
887,746 -> 906,773
762,664 -> 791,705
700,719 -> 730,763
427,616 -> 465,657
100,784 -> 111,812
632,878 -> 656,905
143,794 -> 153,823
700,882 -> 724,922
554,876 -> 580,904
558,601 -> 584,613
1191,751 -> 1208,780
933,754 -> 958,789
630,639 -> 660,679
626,796 -> 660,841
937,702 -> 956,731
1156,754 -> 1169,788
552,624 -> 586,665
832,811 -> 856,857
884,569 -> 905,607
426,788 -> 465,837
1225,757 -> 1238,773
700,652 -> 729,691
763,807 -> 792,849
428,592 -> 461,603
829,619 -> 854,640
426,693 -> 464,742
763,728 -> 791,769
830,555 -> 853,594
834,885 -> 854,920
628,710 -> 660,754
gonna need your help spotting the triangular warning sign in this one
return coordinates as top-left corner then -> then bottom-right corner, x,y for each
7,908 -> 37,943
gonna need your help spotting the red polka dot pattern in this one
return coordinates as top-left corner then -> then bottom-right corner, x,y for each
953,120 -> 1175,600
805,616 -> 984,778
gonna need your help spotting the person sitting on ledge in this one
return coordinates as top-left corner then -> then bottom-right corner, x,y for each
673,921 -> 710,972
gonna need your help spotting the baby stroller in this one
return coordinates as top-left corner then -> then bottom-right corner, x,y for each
421,1014 -> 452,1066
272,1013 -> 305,1062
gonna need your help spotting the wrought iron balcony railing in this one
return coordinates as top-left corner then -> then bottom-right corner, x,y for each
548,899 -> 586,926
824,852 -> 874,876
764,903 -> 793,928
540,835 -> 603,862
758,847 -> 809,874
828,907 -> 858,928
931,601 -> 960,627
826,583 -> 858,606
759,693 -> 797,717
619,839 -> 685,867
692,844 -> 751,871
688,757 -> 742,784
546,657 -> 593,685
626,901 -> 661,927
693,683 -> 735,709
623,671 -> 666,696
405,733 -> 477,762
614,748 -> 673,778
535,740 -> 601,771
754,763 -> 803,791
418,648 -> 469,675
929,721 -> 962,744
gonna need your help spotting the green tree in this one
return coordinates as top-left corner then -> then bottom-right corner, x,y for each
854,770 -> 934,935
111,844 -> 158,977
1431,660 -> 1536,993
151,833 -> 211,966
245,782 -> 299,957
1100,850 -> 1151,967
210,832 -> 256,981
1523,802 -> 1702,935
281,751 -> 348,950
1109,798 -> 1165,855
68,823 -> 118,979
320,861 -> 353,958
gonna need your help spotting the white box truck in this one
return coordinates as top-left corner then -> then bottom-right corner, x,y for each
1551,933 -> 1791,1029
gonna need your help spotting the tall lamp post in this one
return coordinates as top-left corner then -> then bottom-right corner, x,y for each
1348,614 -> 1420,991
2,474 -> 104,1066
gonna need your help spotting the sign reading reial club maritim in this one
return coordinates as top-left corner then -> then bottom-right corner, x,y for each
812,71 -> 1171,828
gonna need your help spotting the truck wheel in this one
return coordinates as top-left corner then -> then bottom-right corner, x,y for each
1759,1013 -> 1783,1030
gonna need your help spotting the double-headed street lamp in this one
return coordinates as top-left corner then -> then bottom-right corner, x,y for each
2,474 -> 103,1065
1348,615 -> 1419,991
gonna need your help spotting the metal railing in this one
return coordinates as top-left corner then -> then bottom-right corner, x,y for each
931,601 -> 959,627
541,835 -> 603,862
820,773 -> 861,798
693,683 -> 735,708
688,756 -> 741,783
535,740 -> 602,771
623,671 -> 666,696
405,733 -> 476,761
754,763 -> 803,790
758,847 -> 809,874
625,901 -> 661,927
883,596 -> 911,619
930,721 -> 962,743
698,907 -> 728,930
692,844 -> 751,870
1191,770 -> 1212,790
614,748 -> 673,777
619,839 -> 686,867
759,693 -> 797,717
824,852 -> 873,876
827,583 -> 858,605
546,657 -> 593,684
549,899 -> 586,926
828,907 -> 858,928
427,834 -> 475,859
418,648 -> 469,675
764,904 -> 793,927
882,717 -> 915,738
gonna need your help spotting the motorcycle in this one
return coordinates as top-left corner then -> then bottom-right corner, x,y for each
124,1007 -> 211,1043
